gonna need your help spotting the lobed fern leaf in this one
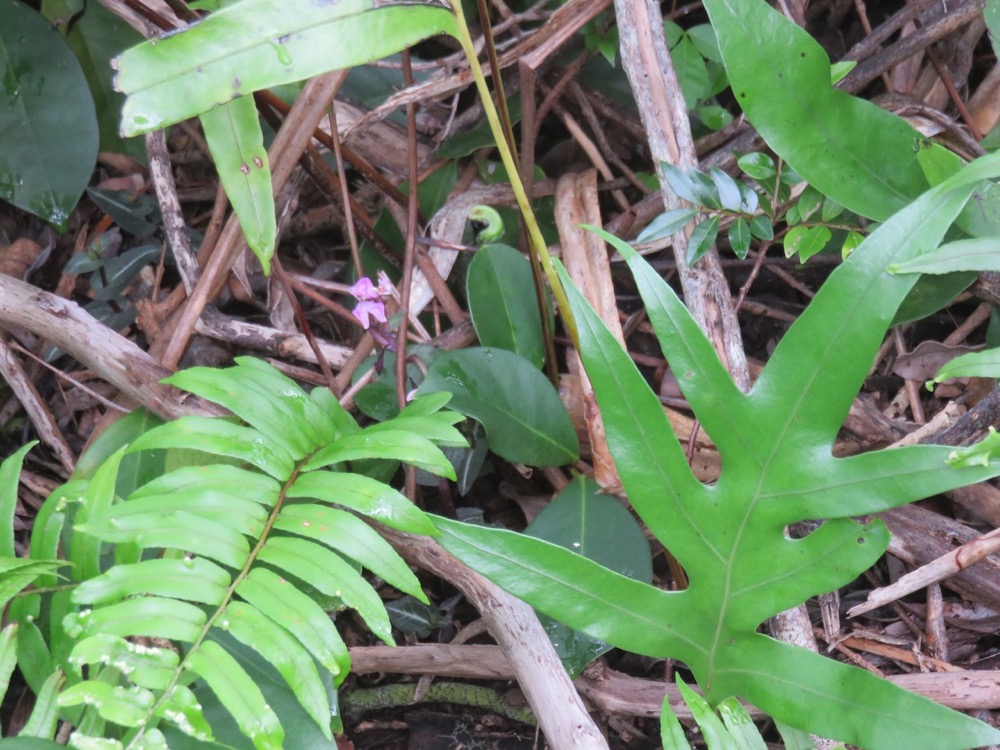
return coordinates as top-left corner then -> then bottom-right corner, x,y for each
435,154 -> 1000,748
28,358 -> 464,749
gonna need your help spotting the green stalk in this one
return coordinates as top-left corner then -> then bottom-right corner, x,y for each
448,0 -> 579,348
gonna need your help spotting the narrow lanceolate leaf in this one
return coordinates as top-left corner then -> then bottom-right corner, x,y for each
185,640 -> 284,750
200,96 -> 276,273
70,634 -> 179,691
888,238 -> 1000,275
114,0 -> 459,135
703,0 -> 926,220
73,557 -> 230,607
0,443 -> 36,557
305,429 -> 456,479
287,471 -> 437,535
258,536 -> 394,644
72,446 -> 127,582
65,597 -> 207,642
221,601 -> 333,740
235,568 -> 350,680
18,668 -> 65,739
127,417 -> 295,479
58,681 -> 155,727
929,348 -> 1000,384
275,504 -> 426,601
435,153 -> 1000,750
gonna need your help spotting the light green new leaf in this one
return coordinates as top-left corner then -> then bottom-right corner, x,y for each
929,348 -> 1000,385
70,634 -> 179,691
73,557 -> 230,607
200,95 -> 276,273
437,154 -> 1000,749
114,0 -> 458,135
305,429 -> 456,479
58,680 -> 155,727
703,0 -> 926,220
889,238 -> 1000,275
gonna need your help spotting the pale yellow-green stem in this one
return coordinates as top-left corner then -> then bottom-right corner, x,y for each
448,0 -> 579,348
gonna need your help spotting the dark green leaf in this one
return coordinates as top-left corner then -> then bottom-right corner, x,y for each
418,348 -> 579,467
687,215 -> 720,264
0,0 -> 97,229
727,218 -> 751,259
466,244 -> 546,368
637,208 -> 699,243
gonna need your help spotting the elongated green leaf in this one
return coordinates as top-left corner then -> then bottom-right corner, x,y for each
436,154 -> 1000,749
236,568 -> 349,680
889,238 -> 1000,274
0,623 -> 17,722
287,471 -> 436,535
58,680 -> 155,727
73,557 -> 230,607
637,208 -> 699,243
18,669 -> 64,740
466,243 -> 547,368
200,95 -> 276,273
71,633 -> 179,691
305,429 -> 455,479
0,442 -> 35,557
131,463 -> 279,504
364,415 -> 467,447
677,678 -> 732,750
274,504 -> 426,601
258,536 -> 393,644
78,510 -> 250,569
0,0 -> 97,229
418,348 -> 579,467
115,0 -> 459,135
185,640 -> 284,750
65,597 -> 207,642
127,417 -> 295,480
220,601 -> 332,740
107,491 -> 267,537
930,347 -> 1000,384
0,560 -> 64,614
660,692 -> 691,750
718,696 -> 768,750
72,446 -> 127,582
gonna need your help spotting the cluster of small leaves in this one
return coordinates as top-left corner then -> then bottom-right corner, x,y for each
7,358 -> 465,750
639,157 -> 866,265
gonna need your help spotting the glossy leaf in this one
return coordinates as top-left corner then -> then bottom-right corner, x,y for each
704,0 -> 925,220
200,95 -> 276,273
466,243 -> 546,368
637,208 -> 699,243
727,218 -> 751,259
687,215 -> 720,264
435,155 -> 1000,749
115,0 -> 459,135
0,0 -> 97,230
888,238 -> 1000,274
30,357 -> 454,747
418,348 -> 579,467
930,348 -> 1000,385
783,224 -> 831,262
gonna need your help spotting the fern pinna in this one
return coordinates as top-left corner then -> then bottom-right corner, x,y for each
31,358 -> 463,749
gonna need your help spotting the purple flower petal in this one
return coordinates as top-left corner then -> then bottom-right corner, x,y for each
353,300 -> 386,328
350,277 -> 379,301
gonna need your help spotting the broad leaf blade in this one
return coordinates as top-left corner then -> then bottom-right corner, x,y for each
0,0 -> 97,229
703,0 -> 925,220
115,0 -> 459,135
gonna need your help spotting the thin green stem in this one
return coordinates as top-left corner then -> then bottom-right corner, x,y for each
449,0 -> 579,348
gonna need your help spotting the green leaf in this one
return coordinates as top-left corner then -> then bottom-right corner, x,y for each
64,597 -> 207,642
185,640 -> 284,750
72,446 -> 127,581
0,623 -> 18,722
274,504 -> 426,601
637,208 -> 699,242
435,154 -> 1000,749
219,602 -> 332,740
466,243 -> 546,368
677,678 -> 732,749
727,218 -> 751,259
115,0 -> 459,135
930,347 -> 1000,385
304,429 -> 455,479
73,557 -> 231,607
70,634 -> 179,691
258,536 -> 393,644
687,214 -> 720,264
888,238 -> 1000,274
200,96 -> 276,273
783,224 -> 831,262
287,471 -> 436,535
58,680 -> 156,727
0,0 -> 97,229
524,477 -> 652,676
235,568 -> 349,680
709,168 -> 743,211
0,442 -> 35,557
418,348 -> 579,467
18,668 -> 65,739
704,0 -> 926,220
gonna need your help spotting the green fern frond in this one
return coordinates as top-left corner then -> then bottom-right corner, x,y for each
38,357 -> 463,749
